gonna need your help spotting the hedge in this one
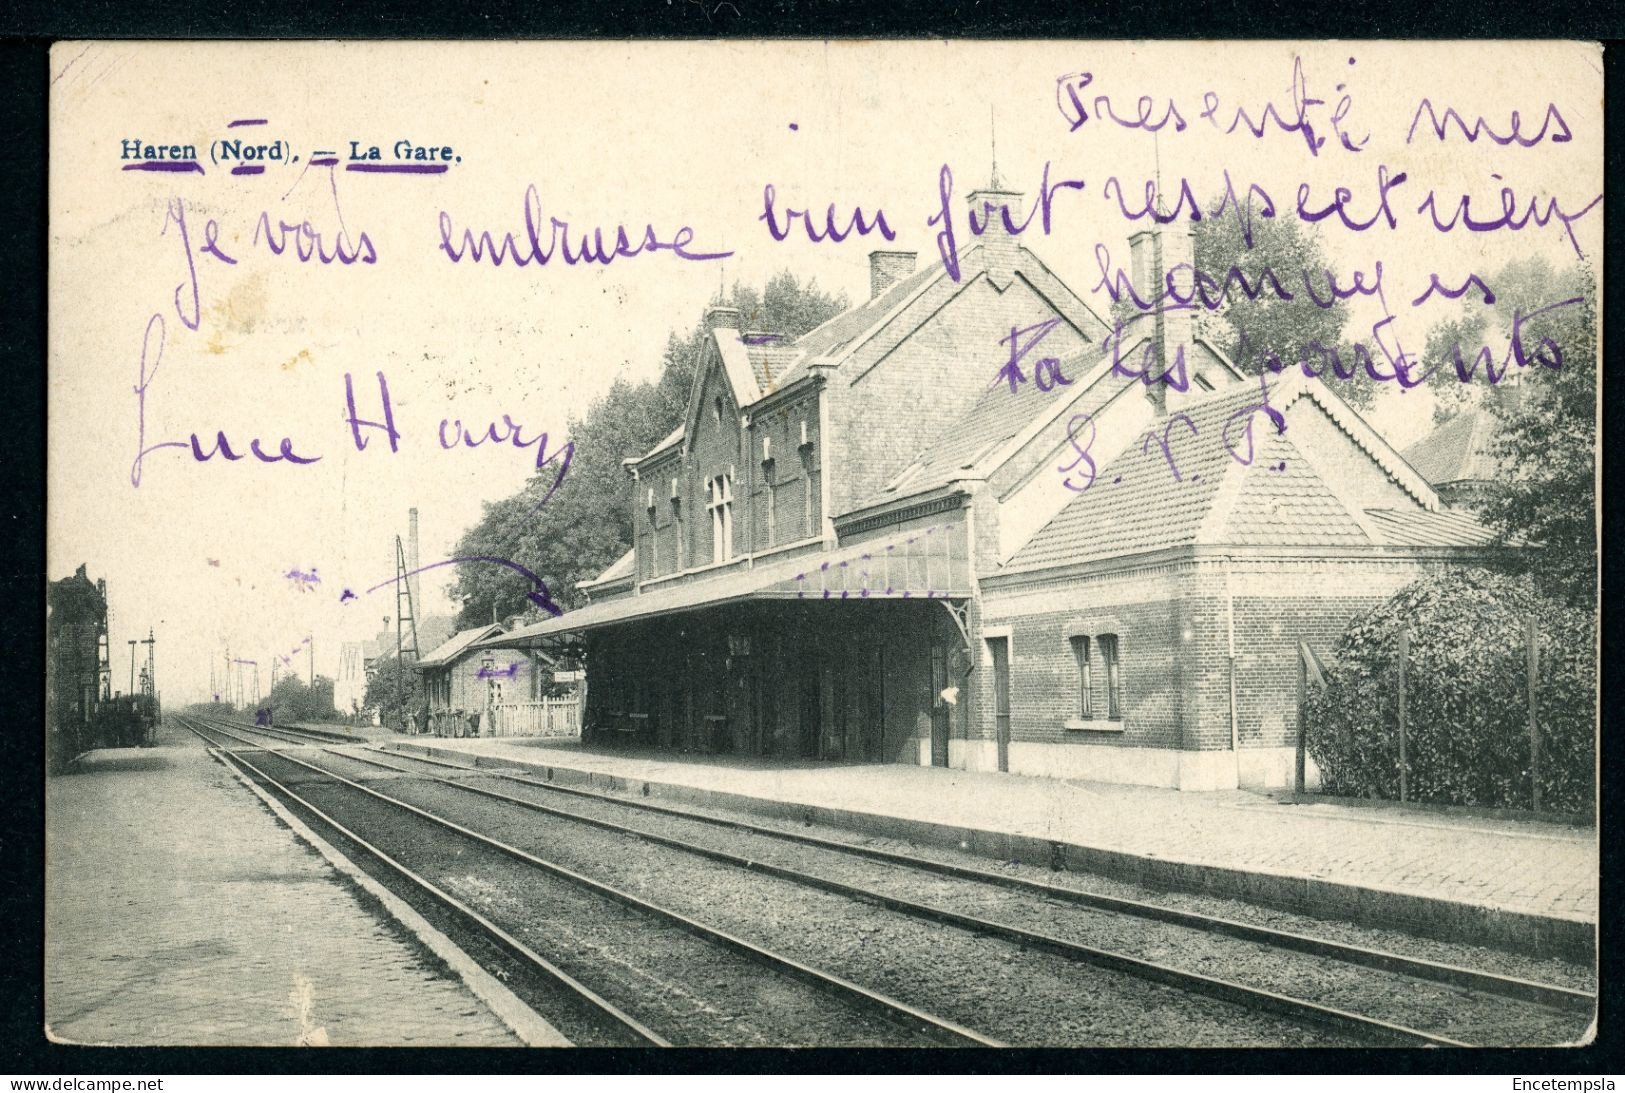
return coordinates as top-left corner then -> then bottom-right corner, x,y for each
1304,568 -> 1595,814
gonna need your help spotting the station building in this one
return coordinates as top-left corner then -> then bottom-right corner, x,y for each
502,186 -> 1495,791
415,623 -> 559,737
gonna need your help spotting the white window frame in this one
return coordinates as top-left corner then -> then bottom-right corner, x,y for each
707,472 -> 734,564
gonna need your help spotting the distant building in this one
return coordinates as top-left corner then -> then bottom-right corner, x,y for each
414,623 -> 562,737
498,188 -> 1498,791
1401,407 -> 1506,510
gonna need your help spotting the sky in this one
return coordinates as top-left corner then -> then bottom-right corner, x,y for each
47,40 -> 1603,704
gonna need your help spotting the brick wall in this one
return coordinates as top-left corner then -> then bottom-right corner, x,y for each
1185,556 -> 1451,749
747,392 -> 821,551
835,270 -> 1093,516
980,553 -> 1460,757
981,564 -> 1189,750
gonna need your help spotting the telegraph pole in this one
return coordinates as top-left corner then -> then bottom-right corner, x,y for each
128,640 -> 137,695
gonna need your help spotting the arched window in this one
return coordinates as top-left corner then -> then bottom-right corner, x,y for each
1098,634 -> 1122,719
1069,635 -> 1092,719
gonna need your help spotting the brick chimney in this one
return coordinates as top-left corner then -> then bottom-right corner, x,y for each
868,250 -> 917,299
705,305 -> 741,331
966,186 -> 1024,289
1128,223 -> 1195,413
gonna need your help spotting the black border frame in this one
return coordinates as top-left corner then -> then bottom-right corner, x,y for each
2,8 -> 1620,1077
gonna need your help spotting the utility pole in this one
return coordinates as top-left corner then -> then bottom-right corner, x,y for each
309,635 -> 315,686
141,628 -> 156,699
394,535 -> 422,732
128,640 -> 137,695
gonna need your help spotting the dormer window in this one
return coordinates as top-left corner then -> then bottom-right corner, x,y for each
714,396 -> 724,426
761,435 -> 773,464
799,419 -> 811,449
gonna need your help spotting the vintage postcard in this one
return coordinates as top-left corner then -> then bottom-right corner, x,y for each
45,39 -> 1601,1049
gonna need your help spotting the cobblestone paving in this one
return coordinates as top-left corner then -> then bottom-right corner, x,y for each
417,738 -> 1597,923
46,725 -> 519,1047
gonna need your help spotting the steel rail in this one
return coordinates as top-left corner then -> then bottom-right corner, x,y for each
271,735 -> 1468,1046
176,717 -> 667,1047
375,740 -> 1595,1016
189,716 -> 999,1048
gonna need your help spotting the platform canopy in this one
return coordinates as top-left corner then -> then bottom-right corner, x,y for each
503,522 -> 971,648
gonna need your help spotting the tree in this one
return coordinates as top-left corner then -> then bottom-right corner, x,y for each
448,271 -> 848,626
1305,569 -> 1594,813
363,655 -> 421,733
1418,257 -> 1597,607
265,674 -> 338,723
1189,214 -> 1373,407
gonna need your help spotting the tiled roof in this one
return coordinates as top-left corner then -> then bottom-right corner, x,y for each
1004,377 -> 1488,574
1005,383 -> 1281,571
416,624 -> 503,669
1364,507 -> 1496,547
1402,409 -> 1503,486
1224,426 -> 1370,547
885,339 -> 1126,501
785,253 -> 955,370
743,341 -> 805,393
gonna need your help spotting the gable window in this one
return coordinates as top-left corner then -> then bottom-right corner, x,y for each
707,472 -> 734,564
1069,635 -> 1092,719
1099,634 -> 1122,719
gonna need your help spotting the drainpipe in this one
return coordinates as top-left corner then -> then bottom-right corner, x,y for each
1224,557 -> 1240,788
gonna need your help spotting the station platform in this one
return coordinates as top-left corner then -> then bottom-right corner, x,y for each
45,721 -> 535,1047
386,735 -> 1598,962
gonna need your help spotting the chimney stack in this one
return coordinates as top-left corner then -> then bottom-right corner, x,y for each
407,507 -> 421,619
966,186 -> 1024,289
704,305 -> 742,332
1128,224 -> 1195,414
868,250 -> 917,299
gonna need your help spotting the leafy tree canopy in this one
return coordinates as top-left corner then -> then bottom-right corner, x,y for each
448,271 -> 847,627
1191,214 -> 1371,407
363,654 -> 421,733
1418,257 -> 1597,607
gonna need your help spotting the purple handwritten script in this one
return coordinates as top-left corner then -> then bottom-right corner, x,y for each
359,555 -> 562,617
1406,99 -> 1573,147
437,184 -> 732,268
129,312 -> 321,488
1056,413 -> 1099,493
1057,373 -> 1290,496
475,662 -> 522,680
994,318 -> 1073,395
759,185 -> 896,244
924,154 -> 1598,284
1055,57 -> 1370,156
285,567 -> 321,591
792,526 -> 949,599
1089,237 -> 1584,391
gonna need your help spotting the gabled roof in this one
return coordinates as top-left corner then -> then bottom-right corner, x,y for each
416,624 -> 504,669
881,335 -> 1136,504
1402,408 -> 1503,486
1003,376 -> 1480,574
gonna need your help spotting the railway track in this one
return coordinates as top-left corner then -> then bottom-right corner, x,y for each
188,714 -> 1593,1047
379,736 -> 1595,1014
181,714 -> 996,1048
